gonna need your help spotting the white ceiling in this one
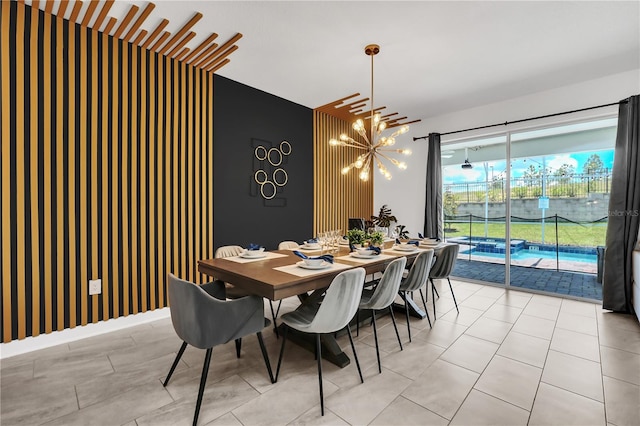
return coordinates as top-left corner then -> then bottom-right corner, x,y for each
48,1 -> 640,122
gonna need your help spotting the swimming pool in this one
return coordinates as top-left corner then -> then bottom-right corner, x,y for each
461,248 -> 597,263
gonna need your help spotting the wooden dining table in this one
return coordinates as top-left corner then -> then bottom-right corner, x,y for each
197,243 -> 441,367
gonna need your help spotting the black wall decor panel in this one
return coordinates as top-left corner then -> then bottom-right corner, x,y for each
213,75 -> 314,251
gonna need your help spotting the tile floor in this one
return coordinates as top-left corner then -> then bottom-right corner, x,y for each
1,279 -> 639,425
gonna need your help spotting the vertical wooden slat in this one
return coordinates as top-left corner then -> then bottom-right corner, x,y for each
79,24 -> 88,326
186,63 -> 193,281
44,0 -> 54,14
208,72 -> 214,261
55,11 -> 64,332
67,4 -> 77,329
29,0 -> 41,338
101,27 -> 109,320
1,0 -> 12,342
92,0 -> 114,31
163,54 -> 171,303
148,49 -> 156,310
139,45 -> 148,311
180,60 -> 186,279
131,41 -> 139,314
43,10 -> 53,334
90,27 -> 99,324
172,57 -> 178,277
194,68 -> 201,284
121,40 -> 129,316
111,37 -> 120,318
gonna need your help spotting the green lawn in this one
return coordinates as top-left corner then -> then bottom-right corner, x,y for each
444,221 -> 607,247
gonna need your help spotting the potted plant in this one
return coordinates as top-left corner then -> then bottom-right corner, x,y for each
366,230 -> 385,246
371,204 -> 397,228
346,229 -> 366,246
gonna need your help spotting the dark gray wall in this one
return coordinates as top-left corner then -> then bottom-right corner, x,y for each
213,75 -> 314,250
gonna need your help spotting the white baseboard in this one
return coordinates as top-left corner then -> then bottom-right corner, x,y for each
0,308 -> 171,359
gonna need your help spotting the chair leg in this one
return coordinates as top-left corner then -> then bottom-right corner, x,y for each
448,277 -> 459,313
402,291 -> 412,342
163,341 -> 188,387
419,288 -> 428,314
275,325 -> 288,382
345,325 -> 364,383
371,311 -> 381,373
235,338 -> 242,358
433,284 -> 440,298
316,334 -> 324,416
388,306 -> 403,351
193,348 -> 213,426
256,331 -> 275,383
269,300 -> 282,338
430,279 -> 437,321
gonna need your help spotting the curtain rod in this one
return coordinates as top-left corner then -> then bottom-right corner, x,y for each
412,100 -> 627,141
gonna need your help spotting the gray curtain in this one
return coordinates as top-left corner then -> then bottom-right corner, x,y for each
424,133 -> 443,239
603,95 -> 640,313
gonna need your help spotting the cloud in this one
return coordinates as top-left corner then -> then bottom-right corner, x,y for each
546,155 -> 578,171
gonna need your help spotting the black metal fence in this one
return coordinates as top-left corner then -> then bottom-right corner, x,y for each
444,170 -> 611,203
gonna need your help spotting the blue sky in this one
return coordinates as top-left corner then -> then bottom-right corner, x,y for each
443,149 -> 614,184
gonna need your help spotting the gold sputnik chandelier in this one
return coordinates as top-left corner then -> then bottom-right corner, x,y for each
329,44 -> 412,181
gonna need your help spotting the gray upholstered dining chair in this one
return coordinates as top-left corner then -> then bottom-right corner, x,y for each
278,240 -> 300,250
358,256 -> 407,373
275,268 -> 366,416
163,274 -> 274,426
215,245 -> 282,337
429,243 -> 460,319
398,249 -> 435,342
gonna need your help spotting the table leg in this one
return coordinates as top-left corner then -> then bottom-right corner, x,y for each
392,292 -> 427,319
276,324 -> 351,368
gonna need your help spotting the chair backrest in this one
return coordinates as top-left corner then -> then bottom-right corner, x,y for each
400,249 -> 435,292
215,245 -> 244,258
364,257 -> 407,310
278,241 -> 300,250
348,218 -> 365,230
308,268 -> 366,334
429,244 -> 460,279
167,274 -> 264,349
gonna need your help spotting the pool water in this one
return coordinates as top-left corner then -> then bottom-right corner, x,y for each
461,248 -> 597,263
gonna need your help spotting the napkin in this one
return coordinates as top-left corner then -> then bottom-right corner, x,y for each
305,238 -> 318,244
418,233 -> 424,239
246,243 -> 263,251
368,246 -> 381,255
407,240 -> 420,246
349,242 -> 356,252
293,251 -> 334,264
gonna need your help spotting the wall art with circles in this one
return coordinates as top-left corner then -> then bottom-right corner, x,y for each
251,138 -> 292,206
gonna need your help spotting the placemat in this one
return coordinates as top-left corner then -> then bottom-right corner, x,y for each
336,253 -> 396,264
225,252 -> 289,264
273,262 -> 351,277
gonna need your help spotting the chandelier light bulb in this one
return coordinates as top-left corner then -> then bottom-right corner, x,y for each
359,170 -> 369,181
329,138 -> 339,146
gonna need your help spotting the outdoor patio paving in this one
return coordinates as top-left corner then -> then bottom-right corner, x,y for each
452,259 -> 602,300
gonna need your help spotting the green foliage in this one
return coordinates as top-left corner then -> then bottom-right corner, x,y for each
371,204 -> 397,227
443,190 -> 458,217
513,187 -> 527,199
346,229 -> 366,245
367,231 -> 385,246
583,154 -> 605,175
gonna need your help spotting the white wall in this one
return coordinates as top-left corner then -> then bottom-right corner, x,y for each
375,69 -> 640,236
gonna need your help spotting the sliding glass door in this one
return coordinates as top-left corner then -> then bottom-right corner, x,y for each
442,117 -> 617,301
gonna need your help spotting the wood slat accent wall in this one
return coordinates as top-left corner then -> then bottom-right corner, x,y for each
0,1 -> 214,342
313,111 -> 373,235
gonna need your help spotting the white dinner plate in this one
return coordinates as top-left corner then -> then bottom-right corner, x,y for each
302,244 -> 321,250
394,245 -> 418,252
240,252 -> 266,259
349,252 -> 379,259
296,261 -> 331,270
